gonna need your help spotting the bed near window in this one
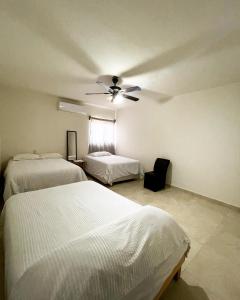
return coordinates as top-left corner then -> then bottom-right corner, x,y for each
84,152 -> 143,185
2,181 -> 190,300
3,155 -> 87,201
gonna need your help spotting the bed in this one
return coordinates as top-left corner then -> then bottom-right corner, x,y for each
3,156 -> 87,201
2,181 -> 190,300
84,152 -> 143,185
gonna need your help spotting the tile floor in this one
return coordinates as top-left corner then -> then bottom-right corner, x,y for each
110,180 -> 240,300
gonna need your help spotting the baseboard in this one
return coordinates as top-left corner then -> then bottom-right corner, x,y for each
169,184 -> 240,212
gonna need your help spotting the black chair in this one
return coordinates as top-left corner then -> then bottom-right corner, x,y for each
144,158 -> 170,192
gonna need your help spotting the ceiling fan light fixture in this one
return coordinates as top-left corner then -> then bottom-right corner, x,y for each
113,94 -> 124,104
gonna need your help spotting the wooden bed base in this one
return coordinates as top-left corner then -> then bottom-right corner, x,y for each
153,248 -> 189,300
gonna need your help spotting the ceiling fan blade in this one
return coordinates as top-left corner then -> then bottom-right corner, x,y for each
122,94 -> 139,101
85,92 -> 111,95
121,86 -> 141,93
96,81 -> 112,93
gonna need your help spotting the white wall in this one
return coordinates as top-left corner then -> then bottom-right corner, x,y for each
116,82 -> 240,207
0,84 -> 114,171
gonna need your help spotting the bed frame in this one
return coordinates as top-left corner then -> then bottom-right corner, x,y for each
85,170 -> 139,186
154,248 -> 190,299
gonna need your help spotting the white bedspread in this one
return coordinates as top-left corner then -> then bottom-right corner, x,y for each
3,158 -> 87,201
2,181 -> 190,300
84,155 -> 143,184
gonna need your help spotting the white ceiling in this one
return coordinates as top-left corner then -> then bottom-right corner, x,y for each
0,0 -> 240,108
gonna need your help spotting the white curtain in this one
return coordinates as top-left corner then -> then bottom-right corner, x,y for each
88,118 -> 116,154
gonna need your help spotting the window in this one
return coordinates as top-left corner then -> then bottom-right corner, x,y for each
88,117 -> 116,154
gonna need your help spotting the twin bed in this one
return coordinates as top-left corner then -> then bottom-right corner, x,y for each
1,152 -> 190,300
84,152 -> 143,185
3,156 -> 87,201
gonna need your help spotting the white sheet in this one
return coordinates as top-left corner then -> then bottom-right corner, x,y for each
3,158 -> 87,201
84,155 -> 143,184
2,181 -> 190,300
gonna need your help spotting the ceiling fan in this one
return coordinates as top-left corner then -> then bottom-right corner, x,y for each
85,76 -> 141,102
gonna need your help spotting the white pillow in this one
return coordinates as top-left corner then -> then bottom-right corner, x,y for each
40,153 -> 63,159
88,151 -> 112,157
13,153 -> 40,161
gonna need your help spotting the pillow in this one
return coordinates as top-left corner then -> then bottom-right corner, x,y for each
40,153 -> 63,159
88,151 -> 112,157
13,153 -> 40,161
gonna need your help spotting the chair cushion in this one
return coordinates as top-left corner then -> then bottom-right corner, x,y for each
145,171 -> 159,178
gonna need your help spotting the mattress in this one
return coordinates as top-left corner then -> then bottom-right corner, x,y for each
3,158 -> 87,201
84,154 -> 143,184
2,181 -> 190,300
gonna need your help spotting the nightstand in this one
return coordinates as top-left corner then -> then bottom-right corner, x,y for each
72,159 -> 85,169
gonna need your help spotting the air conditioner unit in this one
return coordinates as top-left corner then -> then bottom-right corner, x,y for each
58,101 -> 88,115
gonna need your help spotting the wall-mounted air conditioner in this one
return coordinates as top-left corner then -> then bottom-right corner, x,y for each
58,101 -> 88,115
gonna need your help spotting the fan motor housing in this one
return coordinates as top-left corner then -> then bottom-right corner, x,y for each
110,76 -> 121,92
110,85 -> 121,91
